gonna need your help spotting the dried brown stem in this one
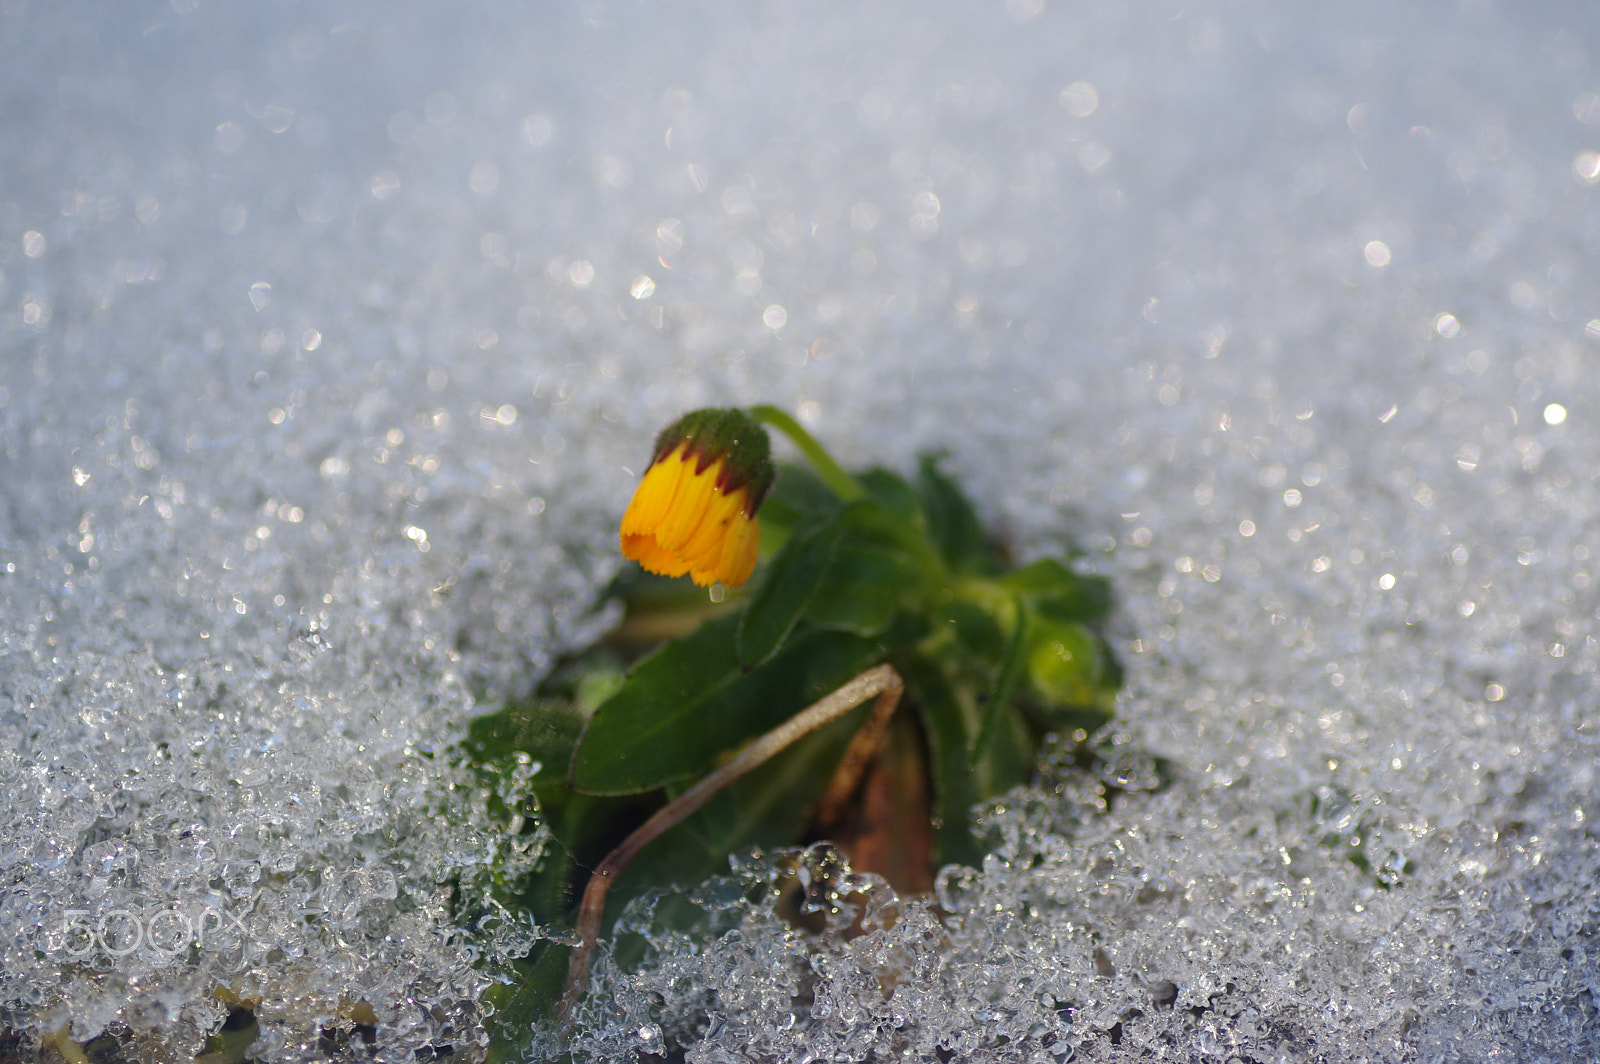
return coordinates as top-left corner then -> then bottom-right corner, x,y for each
812,675 -> 900,827
558,663 -> 904,1021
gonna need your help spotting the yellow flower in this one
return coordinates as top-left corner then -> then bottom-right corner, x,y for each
619,408 -> 773,588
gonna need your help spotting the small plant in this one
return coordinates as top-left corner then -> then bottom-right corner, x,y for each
465,405 -> 1123,1045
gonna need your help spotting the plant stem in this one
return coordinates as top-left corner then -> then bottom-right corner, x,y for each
559,664 -> 904,1022
813,674 -> 900,826
748,404 -> 864,501
751,404 -> 955,585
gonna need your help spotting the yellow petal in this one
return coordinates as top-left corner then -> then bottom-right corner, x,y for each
619,447 -> 762,588
718,513 -> 761,587
676,486 -> 745,571
684,510 -> 755,587
653,456 -> 720,551
621,533 -> 691,577
620,446 -> 689,537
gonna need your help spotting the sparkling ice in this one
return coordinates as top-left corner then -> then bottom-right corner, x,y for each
1,1 -> 1597,1060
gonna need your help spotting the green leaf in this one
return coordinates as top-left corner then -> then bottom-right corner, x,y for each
803,541 -> 922,636
738,516 -> 843,667
1000,558 -> 1113,622
671,696 -> 874,856
483,942 -> 572,1061
541,706 -> 870,946
570,616 -> 881,795
757,462 -> 843,549
569,613 -> 737,794
897,654 -> 988,869
937,599 -> 1006,661
917,453 -> 992,573
464,699 -> 586,778
857,466 -> 923,525
969,599 -> 1027,769
1025,615 -> 1110,712
567,798 -> 728,932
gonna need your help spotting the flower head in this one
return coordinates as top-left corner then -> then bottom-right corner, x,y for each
620,408 -> 775,588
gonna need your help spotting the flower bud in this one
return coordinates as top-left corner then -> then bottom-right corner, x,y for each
619,408 -> 774,588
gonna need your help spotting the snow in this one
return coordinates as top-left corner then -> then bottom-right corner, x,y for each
2,0 -> 1597,1060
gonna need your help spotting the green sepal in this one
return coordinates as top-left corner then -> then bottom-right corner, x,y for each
653,407 -> 775,508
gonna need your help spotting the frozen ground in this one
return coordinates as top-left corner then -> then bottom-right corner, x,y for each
2,0 -> 1598,1060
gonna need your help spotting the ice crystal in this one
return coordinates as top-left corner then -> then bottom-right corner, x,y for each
2,0 -> 1597,1060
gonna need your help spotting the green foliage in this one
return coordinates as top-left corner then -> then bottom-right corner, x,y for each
738,514 -> 843,666
483,943 -> 571,1062
461,442 -> 1123,1040
804,539 -> 921,635
917,454 -> 994,573
570,616 -> 880,794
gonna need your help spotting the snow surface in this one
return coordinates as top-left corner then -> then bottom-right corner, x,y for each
2,0 -> 1599,1060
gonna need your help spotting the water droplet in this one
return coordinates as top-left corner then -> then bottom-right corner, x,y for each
215,120 -> 244,153
1573,150 -> 1600,185
1060,81 -> 1099,117
522,113 -> 553,145
468,161 -> 500,196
